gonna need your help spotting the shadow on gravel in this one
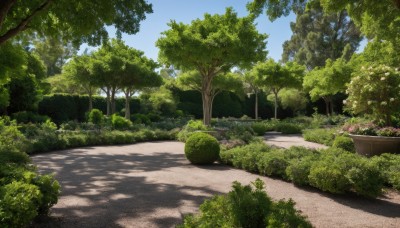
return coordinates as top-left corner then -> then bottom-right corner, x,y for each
31,147 -> 221,227
296,185 -> 400,218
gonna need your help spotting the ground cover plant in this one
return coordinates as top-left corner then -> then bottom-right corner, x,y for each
178,179 -> 312,228
220,142 -> 397,198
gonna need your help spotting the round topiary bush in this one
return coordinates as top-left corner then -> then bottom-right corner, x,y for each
184,132 -> 220,165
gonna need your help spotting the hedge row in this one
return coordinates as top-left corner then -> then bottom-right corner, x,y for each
18,121 -> 177,154
38,94 -> 140,124
220,143 -> 400,197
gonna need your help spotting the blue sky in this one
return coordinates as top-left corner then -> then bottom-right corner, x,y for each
79,0 -> 296,61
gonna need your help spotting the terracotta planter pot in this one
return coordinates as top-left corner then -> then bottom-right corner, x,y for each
349,134 -> 400,157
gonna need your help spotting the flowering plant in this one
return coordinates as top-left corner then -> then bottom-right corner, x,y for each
342,123 -> 400,137
344,65 -> 400,126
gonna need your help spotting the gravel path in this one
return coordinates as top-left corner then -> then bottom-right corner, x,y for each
264,132 -> 328,149
32,141 -> 400,228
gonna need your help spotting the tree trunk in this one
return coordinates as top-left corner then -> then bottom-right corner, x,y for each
88,93 -> 93,112
106,89 -> 111,116
323,97 -> 330,116
202,92 -> 213,126
273,91 -> 278,119
255,91 -> 259,120
111,88 -> 116,114
124,91 -> 131,119
201,72 -> 215,126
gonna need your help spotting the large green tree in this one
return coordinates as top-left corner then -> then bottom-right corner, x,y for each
0,0 -> 153,46
251,59 -> 304,119
33,37 -> 77,76
247,0 -> 399,42
281,2 -> 361,69
156,8 -> 267,125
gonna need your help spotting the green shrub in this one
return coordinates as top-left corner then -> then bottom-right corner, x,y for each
0,182 -> 42,227
251,122 -> 268,136
111,114 -> 133,130
131,113 -> 151,125
178,179 -> 311,228
62,133 -> 88,148
346,159 -> 384,198
371,153 -> 400,191
32,174 -> 60,214
11,111 -> 50,123
184,132 -> 220,165
266,199 -> 312,227
303,128 -> 336,146
0,149 -> 30,165
88,109 -> 104,125
177,120 -> 210,142
226,124 -> 256,144
332,135 -> 355,152
286,155 -> 319,186
257,149 -> 289,179
220,142 -> 270,168
275,122 -> 302,134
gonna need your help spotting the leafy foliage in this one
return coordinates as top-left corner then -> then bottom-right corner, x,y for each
344,65 -> 400,126
221,142 -> 388,197
178,179 -> 312,228
0,1 -> 153,45
184,132 -> 220,165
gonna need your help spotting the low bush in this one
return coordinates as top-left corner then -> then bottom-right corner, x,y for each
178,179 -> 311,228
177,120 -> 210,142
303,128 -> 336,146
371,154 -> 400,191
257,149 -> 289,178
221,143 -> 387,197
88,109 -> 104,125
184,132 -> 220,165
131,113 -> 151,125
111,114 -> 133,130
251,122 -> 268,136
275,122 -> 303,134
11,111 -> 50,124
332,135 -> 355,152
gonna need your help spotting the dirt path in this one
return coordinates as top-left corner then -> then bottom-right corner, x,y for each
264,132 -> 328,149
32,141 -> 400,228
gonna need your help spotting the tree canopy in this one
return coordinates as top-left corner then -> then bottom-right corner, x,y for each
303,58 -> 353,115
247,0 -> 400,42
281,2 -> 361,69
251,59 -> 304,118
156,8 -> 267,125
0,0 -> 153,46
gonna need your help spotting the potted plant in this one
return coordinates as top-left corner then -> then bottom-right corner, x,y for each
343,65 -> 400,156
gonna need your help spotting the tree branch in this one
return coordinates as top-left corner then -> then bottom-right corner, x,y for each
0,0 -> 17,31
0,0 -> 53,45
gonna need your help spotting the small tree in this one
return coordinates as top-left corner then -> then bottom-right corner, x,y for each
252,59 -> 304,119
157,8 -> 267,125
243,71 -> 263,119
119,53 -> 162,119
63,54 -> 98,111
303,58 -> 352,115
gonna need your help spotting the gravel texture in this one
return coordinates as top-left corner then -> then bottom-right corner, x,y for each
32,141 -> 400,228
